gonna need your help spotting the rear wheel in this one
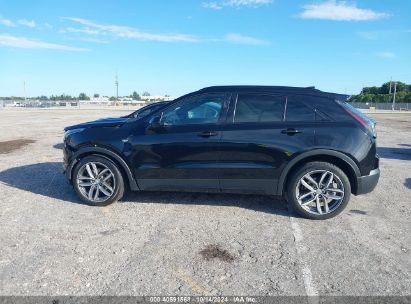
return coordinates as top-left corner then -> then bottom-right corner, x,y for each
286,162 -> 351,220
73,156 -> 124,206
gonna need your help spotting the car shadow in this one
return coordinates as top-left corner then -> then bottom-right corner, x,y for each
124,191 -> 290,217
53,143 -> 64,150
405,178 -> 411,190
378,147 -> 411,161
0,162 -> 79,203
0,162 -> 292,217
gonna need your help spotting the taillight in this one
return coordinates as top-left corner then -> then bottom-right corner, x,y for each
346,109 -> 377,138
347,110 -> 369,129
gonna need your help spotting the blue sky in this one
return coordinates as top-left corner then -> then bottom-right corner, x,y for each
1,0 -> 410,97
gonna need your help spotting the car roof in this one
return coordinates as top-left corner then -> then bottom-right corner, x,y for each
197,85 -> 349,101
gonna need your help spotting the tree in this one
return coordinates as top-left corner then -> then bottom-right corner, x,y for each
142,91 -> 151,96
93,93 -> 100,98
132,91 -> 141,100
109,96 -> 116,101
79,93 -> 90,101
349,81 -> 411,103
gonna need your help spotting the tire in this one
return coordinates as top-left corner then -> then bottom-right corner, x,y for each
286,161 -> 351,220
72,155 -> 125,206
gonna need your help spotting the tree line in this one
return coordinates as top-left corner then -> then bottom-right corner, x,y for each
349,81 -> 411,103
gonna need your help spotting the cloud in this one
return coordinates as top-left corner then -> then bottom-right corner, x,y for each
77,37 -> 110,44
223,33 -> 269,45
203,2 -> 223,9
61,17 -> 270,46
61,17 -> 198,42
300,1 -> 389,21
0,17 -> 15,27
62,27 -> 100,35
0,34 -> 89,51
203,0 -> 272,9
357,29 -> 410,40
18,19 -> 36,28
376,52 -> 395,59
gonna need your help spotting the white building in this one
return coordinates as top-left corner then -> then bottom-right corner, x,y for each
141,95 -> 175,102
87,96 -> 111,104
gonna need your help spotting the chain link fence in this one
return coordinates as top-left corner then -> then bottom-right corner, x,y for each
350,102 -> 410,111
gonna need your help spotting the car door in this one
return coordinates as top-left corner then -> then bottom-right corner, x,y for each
219,92 -> 316,195
129,93 -> 229,191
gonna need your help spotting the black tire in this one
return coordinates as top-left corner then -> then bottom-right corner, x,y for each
72,155 -> 125,206
286,161 -> 351,220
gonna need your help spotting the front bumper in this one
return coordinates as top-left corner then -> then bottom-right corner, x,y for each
62,141 -> 76,184
355,168 -> 380,195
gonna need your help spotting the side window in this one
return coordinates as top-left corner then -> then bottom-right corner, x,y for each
161,94 -> 224,126
285,97 -> 315,121
234,94 -> 285,123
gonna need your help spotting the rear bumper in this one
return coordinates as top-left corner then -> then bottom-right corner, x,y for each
355,168 -> 380,195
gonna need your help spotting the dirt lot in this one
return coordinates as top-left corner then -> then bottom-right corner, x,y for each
0,108 -> 410,296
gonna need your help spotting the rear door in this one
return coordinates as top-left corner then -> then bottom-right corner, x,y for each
219,92 -> 316,194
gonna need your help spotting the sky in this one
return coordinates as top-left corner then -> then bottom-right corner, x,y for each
0,0 -> 410,98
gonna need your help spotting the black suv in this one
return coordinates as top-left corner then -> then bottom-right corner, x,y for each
63,86 -> 380,219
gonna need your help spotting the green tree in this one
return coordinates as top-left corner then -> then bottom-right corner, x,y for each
109,96 -> 116,101
79,93 -> 90,101
93,93 -> 100,98
132,91 -> 141,100
142,91 -> 151,96
350,81 -> 411,103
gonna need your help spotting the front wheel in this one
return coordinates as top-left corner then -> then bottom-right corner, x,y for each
72,156 -> 125,206
286,162 -> 351,220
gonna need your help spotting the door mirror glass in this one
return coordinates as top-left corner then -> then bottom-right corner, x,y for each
148,114 -> 162,128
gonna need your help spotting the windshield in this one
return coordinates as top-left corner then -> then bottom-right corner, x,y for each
126,102 -> 169,119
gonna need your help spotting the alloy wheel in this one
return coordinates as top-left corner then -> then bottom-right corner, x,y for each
295,170 -> 345,215
76,162 -> 116,203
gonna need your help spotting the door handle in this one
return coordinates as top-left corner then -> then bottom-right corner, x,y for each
281,128 -> 303,135
198,131 -> 218,138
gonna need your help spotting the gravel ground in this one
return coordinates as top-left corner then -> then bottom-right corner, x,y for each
0,108 -> 410,296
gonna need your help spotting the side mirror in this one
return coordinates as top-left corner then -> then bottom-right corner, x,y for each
148,114 -> 163,130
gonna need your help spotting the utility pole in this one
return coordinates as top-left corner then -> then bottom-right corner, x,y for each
392,82 -> 397,111
115,72 -> 119,105
23,80 -> 27,103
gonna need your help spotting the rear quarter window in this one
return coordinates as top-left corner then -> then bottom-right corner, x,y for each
285,98 -> 315,121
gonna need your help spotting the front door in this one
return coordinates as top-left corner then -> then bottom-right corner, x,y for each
130,93 -> 229,191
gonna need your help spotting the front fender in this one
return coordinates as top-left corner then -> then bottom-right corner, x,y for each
66,146 -> 139,191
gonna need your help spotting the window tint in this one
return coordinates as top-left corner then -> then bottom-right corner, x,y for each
234,94 -> 285,123
285,98 -> 315,121
134,103 -> 164,119
161,95 -> 224,125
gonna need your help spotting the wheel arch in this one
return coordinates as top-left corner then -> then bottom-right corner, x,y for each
277,149 -> 360,196
68,146 -> 139,191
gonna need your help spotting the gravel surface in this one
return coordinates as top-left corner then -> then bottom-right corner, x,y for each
0,108 -> 410,296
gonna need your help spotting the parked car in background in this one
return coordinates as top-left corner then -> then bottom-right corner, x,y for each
63,86 -> 380,219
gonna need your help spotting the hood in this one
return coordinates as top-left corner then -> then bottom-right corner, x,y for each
64,117 -> 128,131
